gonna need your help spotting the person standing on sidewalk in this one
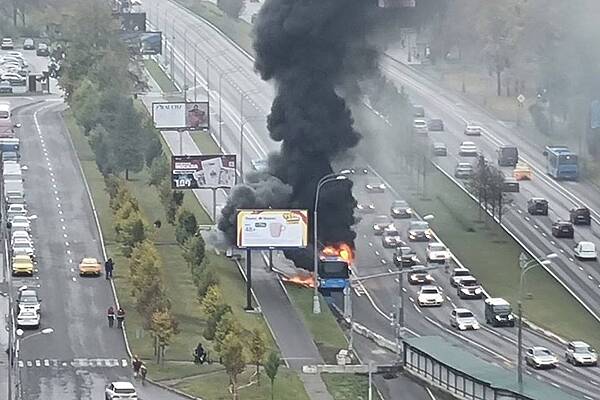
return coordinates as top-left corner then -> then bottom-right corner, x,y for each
105,258 -> 114,280
107,306 -> 115,328
116,307 -> 126,328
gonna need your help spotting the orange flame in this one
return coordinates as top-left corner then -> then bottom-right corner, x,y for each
321,243 -> 354,265
281,272 -> 315,288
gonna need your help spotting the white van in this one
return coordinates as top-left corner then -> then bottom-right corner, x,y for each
574,241 -> 597,260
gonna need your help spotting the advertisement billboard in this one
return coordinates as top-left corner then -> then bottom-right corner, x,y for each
121,31 -> 162,55
378,0 -> 416,7
152,102 -> 209,130
237,209 -> 309,249
171,155 -> 237,189
119,12 -> 146,32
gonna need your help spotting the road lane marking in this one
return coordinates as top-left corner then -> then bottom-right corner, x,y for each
65,242 -> 69,246
375,251 -> 380,256
44,359 -> 49,367
35,360 -> 41,367
588,275 -> 594,280
380,259 -> 386,264
550,240 -> 555,245
534,224 -> 538,229
541,232 -> 547,237
62,226 -> 66,230
26,361 -> 32,367
72,277 -> 76,281
63,233 -> 68,238
18,361 -> 23,367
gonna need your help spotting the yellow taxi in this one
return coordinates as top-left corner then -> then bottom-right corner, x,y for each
79,257 -> 102,276
513,162 -> 532,181
12,254 -> 34,276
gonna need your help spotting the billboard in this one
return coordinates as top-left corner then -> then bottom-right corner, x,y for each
152,102 -> 209,130
237,209 -> 309,249
171,155 -> 237,189
119,12 -> 146,32
121,31 -> 162,55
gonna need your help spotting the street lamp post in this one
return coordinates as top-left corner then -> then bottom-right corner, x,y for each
517,253 -> 557,390
312,172 -> 351,315
218,68 -> 240,150
238,89 -> 260,182
14,328 -> 53,398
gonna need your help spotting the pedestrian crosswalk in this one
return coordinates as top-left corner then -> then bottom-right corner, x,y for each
19,358 -> 129,369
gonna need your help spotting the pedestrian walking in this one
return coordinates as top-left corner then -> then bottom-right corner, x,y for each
140,363 -> 147,384
107,306 -> 115,328
105,258 -> 114,279
132,355 -> 142,377
116,307 -> 126,328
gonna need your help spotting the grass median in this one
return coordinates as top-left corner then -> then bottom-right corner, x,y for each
65,111 -> 311,398
144,59 -> 180,93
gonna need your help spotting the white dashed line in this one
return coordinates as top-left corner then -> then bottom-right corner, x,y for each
588,275 -> 594,281
388,269 -> 393,273
35,360 -> 41,367
57,203 -> 61,208
60,218 -> 64,222
58,210 -> 63,215
69,259 -> 73,263
550,382 -> 560,388
63,234 -> 68,238
72,277 -> 77,282
517,209 -> 522,214
550,240 -> 555,245
66,250 -> 71,255
55,197 -> 59,201
541,232 -> 547,237
402,287 -> 407,293
559,249 -> 564,253
375,251 -> 380,256
62,226 -> 66,230
569,257 -> 574,262
44,359 -> 49,367
408,297 -> 414,303
533,224 -> 538,229
524,216 -> 530,221
368,242 -> 373,247
579,267 -> 584,271
65,242 -> 70,246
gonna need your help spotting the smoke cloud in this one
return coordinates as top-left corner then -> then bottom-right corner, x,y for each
219,0 -> 381,268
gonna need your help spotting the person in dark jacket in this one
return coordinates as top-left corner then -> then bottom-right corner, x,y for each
116,307 -> 126,328
104,258 -> 114,279
107,306 -> 115,328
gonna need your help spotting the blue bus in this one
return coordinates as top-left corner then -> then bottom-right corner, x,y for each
543,146 -> 578,180
318,256 -> 350,293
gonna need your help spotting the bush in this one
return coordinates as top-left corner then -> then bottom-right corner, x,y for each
196,268 -> 219,299
148,156 -> 169,187
203,303 -> 232,341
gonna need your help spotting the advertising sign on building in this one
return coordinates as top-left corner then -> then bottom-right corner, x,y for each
236,209 -> 309,249
171,155 -> 236,189
152,102 -> 209,130
121,31 -> 162,55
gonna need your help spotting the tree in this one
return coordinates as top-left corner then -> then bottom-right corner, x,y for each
196,267 -> 219,299
200,285 -> 225,318
129,240 -> 161,296
70,78 -> 100,133
109,99 -> 145,180
148,156 -> 169,186
214,312 -> 242,354
183,235 -> 206,275
175,209 -> 198,245
159,181 -> 184,224
151,308 -> 179,364
116,212 -> 146,256
221,332 -> 246,400
249,328 -> 266,380
203,303 -> 232,341
264,351 -> 280,400
217,0 -> 243,19
144,120 -> 163,168
88,125 -> 114,175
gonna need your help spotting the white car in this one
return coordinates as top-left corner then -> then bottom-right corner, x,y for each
464,122 -> 482,136
1,72 -> 24,84
574,241 -> 597,260
426,242 -> 450,263
7,204 -> 27,222
12,230 -> 31,242
16,289 -> 41,314
459,141 -> 478,157
365,182 -> 386,193
105,381 -> 138,400
525,346 -> 559,369
12,237 -> 34,258
11,215 -> 31,225
449,308 -> 480,331
412,118 -> 428,134
565,341 -> 597,366
1,38 -> 14,50
417,285 -> 444,307
450,267 -> 471,287
17,309 -> 40,329
11,221 -> 31,233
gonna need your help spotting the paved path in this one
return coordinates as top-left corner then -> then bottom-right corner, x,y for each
141,73 -> 334,400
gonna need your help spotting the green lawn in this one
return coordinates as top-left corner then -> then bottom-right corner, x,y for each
285,285 -> 347,364
175,367 -> 310,400
321,374 -> 382,400
147,361 -> 224,382
192,131 -> 222,154
144,59 -> 180,93
173,0 -> 255,56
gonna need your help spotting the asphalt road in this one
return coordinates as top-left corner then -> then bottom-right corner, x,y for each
143,1 -> 600,398
5,94 -> 189,399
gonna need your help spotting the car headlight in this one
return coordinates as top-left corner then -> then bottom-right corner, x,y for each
495,315 -> 501,320
460,288 -> 469,293
425,230 -> 432,237
458,324 -> 466,330
508,314 -> 514,320
474,288 -> 482,294
472,322 -> 480,329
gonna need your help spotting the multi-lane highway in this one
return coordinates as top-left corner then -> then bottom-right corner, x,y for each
144,1 -> 600,398
3,61 -> 189,399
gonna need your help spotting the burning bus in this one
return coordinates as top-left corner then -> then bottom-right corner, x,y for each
317,244 -> 353,294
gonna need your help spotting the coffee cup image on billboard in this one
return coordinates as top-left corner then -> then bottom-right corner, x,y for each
186,103 -> 208,130
269,222 -> 286,238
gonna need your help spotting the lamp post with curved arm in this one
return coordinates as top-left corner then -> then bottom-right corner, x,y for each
517,252 -> 557,390
312,172 -> 351,314
218,67 -> 240,149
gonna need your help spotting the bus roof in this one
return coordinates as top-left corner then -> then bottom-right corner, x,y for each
545,145 -> 577,156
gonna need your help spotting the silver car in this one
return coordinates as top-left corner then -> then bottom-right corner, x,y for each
449,308 -> 480,331
525,346 -> 558,369
565,341 -> 597,366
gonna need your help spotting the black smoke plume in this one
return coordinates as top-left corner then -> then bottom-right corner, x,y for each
219,0 -> 380,269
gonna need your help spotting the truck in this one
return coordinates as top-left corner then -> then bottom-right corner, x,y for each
543,145 -> 578,180
484,298 -> 515,327
4,179 -> 24,205
0,138 -> 19,153
497,145 -> 519,167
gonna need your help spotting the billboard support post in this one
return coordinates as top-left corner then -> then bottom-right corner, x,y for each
268,248 -> 273,272
212,187 -> 217,223
245,248 -> 253,311
193,44 -> 197,102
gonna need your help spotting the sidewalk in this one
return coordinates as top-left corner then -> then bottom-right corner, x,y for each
0,289 -> 9,400
140,75 -> 334,400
